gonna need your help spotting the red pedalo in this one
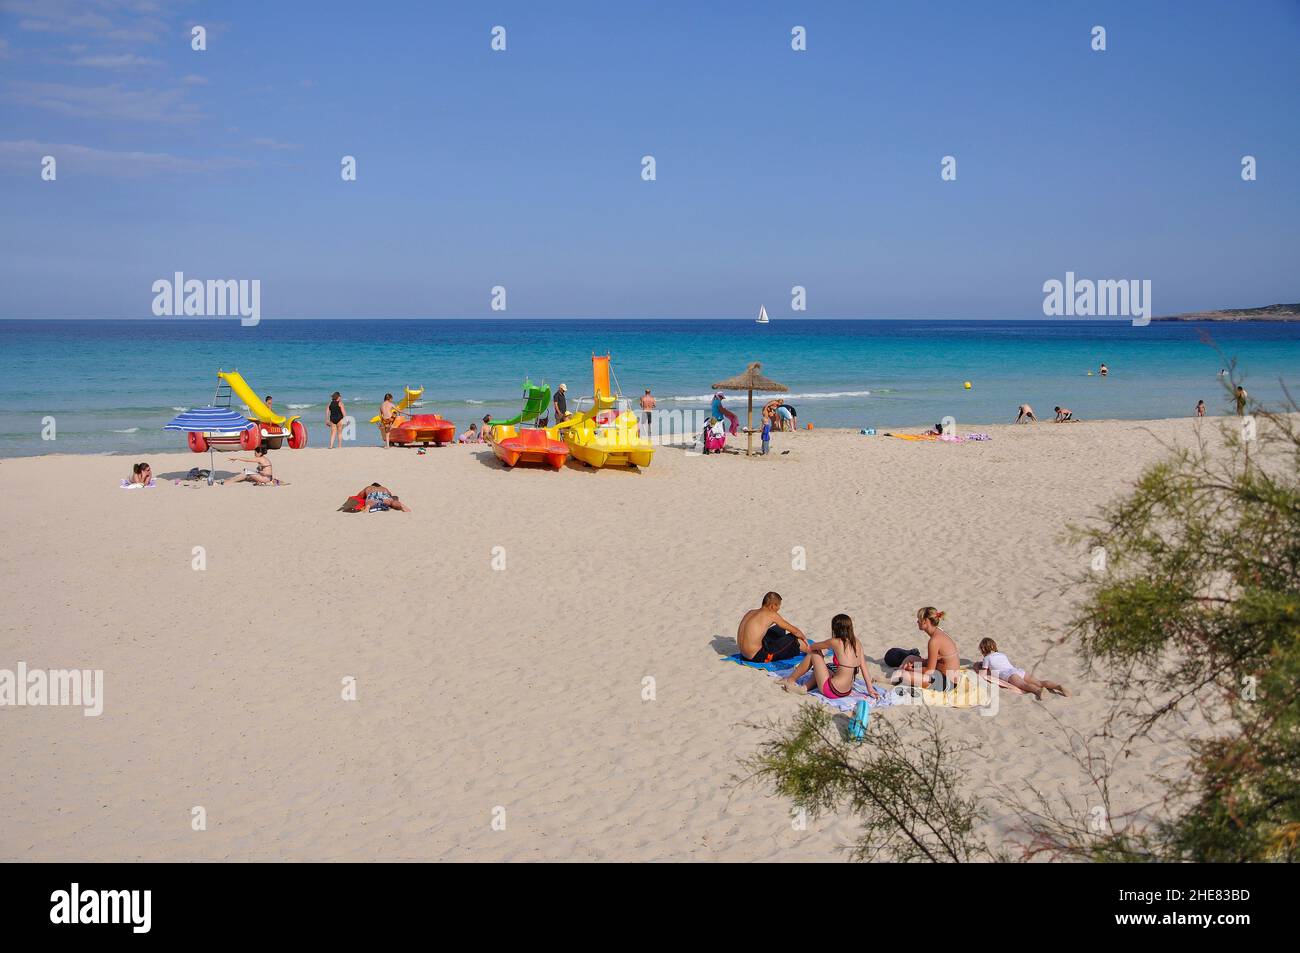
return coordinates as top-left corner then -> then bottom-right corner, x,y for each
288,419 -> 308,449
239,425 -> 262,451
187,431 -> 208,453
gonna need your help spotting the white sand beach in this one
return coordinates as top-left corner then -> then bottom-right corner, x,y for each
0,417 -> 1233,861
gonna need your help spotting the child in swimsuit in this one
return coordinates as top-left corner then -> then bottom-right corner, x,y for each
781,614 -> 881,700
976,638 -> 1069,700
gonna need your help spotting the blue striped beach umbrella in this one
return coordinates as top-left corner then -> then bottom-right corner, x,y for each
163,406 -> 253,485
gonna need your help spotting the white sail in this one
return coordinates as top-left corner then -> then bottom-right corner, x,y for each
755,305 -> 770,324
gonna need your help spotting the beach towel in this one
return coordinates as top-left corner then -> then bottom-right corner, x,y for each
722,652 -> 894,714
974,669 -> 1025,694
892,669 -> 998,708
886,432 -> 991,443
119,479 -> 156,489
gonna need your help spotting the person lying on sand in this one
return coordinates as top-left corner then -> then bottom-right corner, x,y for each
1015,404 -> 1037,423
360,482 -> 410,513
226,447 -> 276,485
1053,406 -> 1077,422
895,606 -> 960,691
737,591 -> 807,663
976,637 -> 1069,700
125,461 -> 153,486
780,613 -> 882,700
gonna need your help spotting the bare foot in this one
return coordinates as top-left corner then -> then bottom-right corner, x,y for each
781,678 -> 808,695
1051,685 -> 1071,697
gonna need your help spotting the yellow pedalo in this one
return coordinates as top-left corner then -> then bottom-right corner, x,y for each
558,355 -> 655,469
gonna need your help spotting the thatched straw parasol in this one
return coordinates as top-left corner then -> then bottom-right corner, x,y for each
711,362 -> 789,456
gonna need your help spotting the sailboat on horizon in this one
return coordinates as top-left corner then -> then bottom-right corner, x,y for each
755,304 -> 770,325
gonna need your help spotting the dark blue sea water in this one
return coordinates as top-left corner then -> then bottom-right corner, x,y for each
1,318 -> 1297,456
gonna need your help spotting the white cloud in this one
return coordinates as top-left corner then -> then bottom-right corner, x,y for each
72,53 -> 159,68
0,139 -> 255,177
250,137 -> 301,151
7,80 -> 202,122
180,74 -> 208,86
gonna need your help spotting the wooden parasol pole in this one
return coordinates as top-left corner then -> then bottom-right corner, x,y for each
747,389 -> 754,456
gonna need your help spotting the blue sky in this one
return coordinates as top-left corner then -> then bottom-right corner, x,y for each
1,0 -> 1297,318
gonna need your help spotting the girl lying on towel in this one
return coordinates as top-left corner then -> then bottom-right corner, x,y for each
976,638 -> 1070,700
780,613 -> 882,700
120,462 -> 156,488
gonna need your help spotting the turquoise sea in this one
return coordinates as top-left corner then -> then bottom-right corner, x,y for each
1,318 -> 1297,457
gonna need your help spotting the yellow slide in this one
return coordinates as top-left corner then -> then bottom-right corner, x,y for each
219,370 -> 286,424
369,386 -> 424,424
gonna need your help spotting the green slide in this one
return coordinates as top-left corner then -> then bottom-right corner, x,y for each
492,379 -> 552,427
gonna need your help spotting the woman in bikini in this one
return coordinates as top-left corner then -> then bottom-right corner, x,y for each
896,606 -> 960,690
780,613 -> 881,700
226,447 -> 275,485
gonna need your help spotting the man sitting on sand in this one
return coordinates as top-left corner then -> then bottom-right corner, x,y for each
1015,404 -> 1037,423
895,606 -> 960,691
737,592 -> 808,663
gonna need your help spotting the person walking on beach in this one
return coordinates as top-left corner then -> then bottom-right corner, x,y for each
327,392 -> 347,448
895,607 -> 960,691
737,592 -> 808,663
1015,404 -> 1037,423
1235,385 -> 1249,415
379,393 -> 400,448
640,388 -> 656,436
1196,399 -> 1206,418
781,613 -> 882,700
553,383 -> 569,424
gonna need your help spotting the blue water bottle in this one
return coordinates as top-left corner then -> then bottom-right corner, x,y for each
849,700 -> 870,741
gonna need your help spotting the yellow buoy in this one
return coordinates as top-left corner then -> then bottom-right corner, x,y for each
963,381 -> 972,390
